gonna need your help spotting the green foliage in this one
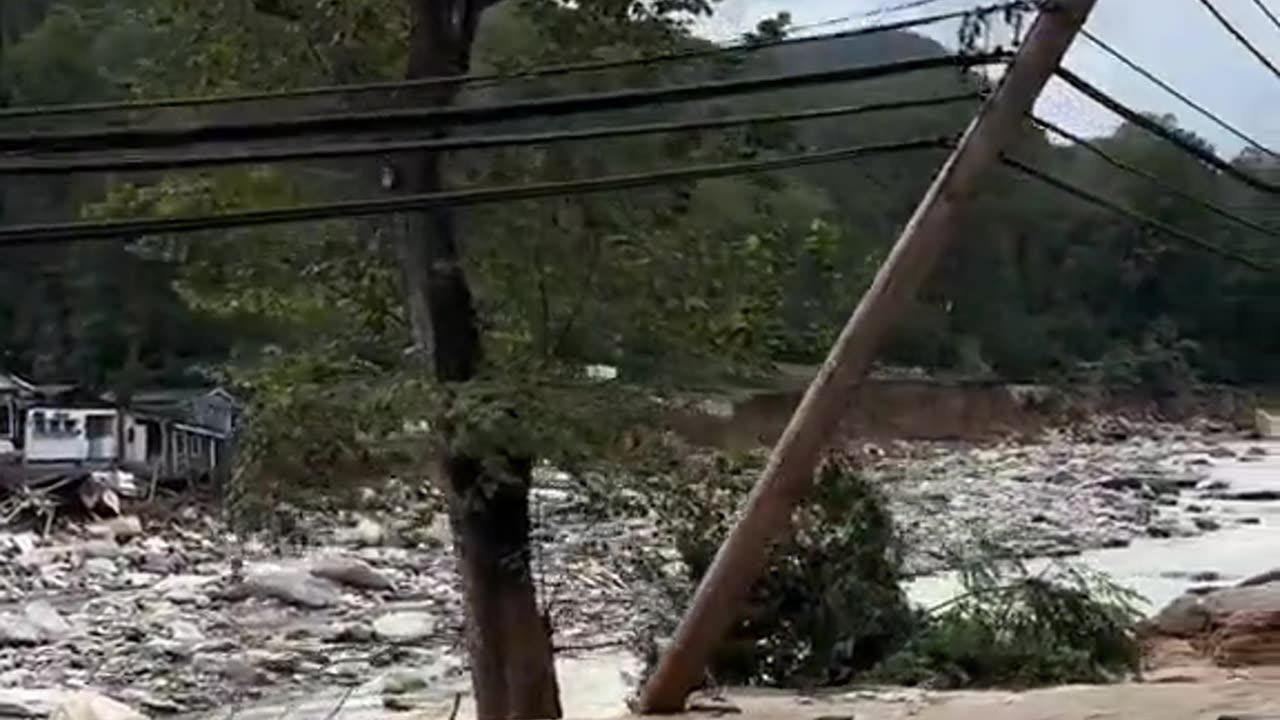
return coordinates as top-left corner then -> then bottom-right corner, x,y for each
220,351 -> 432,528
875,560 -> 1144,689
625,451 -> 915,687
617,449 -> 1142,691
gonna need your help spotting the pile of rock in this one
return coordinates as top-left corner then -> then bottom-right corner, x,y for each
865,428 -> 1261,573
0,474 -> 646,716
1147,569 -> 1280,667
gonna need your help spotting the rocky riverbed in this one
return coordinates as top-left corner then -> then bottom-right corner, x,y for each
872,423 -> 1273,574
0,420 -> 1273,719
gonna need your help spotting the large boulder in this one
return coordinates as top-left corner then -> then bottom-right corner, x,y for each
239,570 -> 342,609
0,614 -> 46,646
309,555 -> 393,591
1151,594 -> 1210,637
1209,610 -> 1280,667
51,693 -> 147,720
1201,584 -> 1280,618
1149,581 -> 1280,667
0,690 -> 68,718
22,601 -> 73,641
372,611 -> 435,644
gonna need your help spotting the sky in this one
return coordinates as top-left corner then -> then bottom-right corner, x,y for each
695,0 -> 1280,158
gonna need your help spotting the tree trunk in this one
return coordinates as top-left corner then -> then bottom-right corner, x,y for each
401,2 -> 561,718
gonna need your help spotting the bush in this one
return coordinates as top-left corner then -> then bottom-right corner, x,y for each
222,351 -> 434,530
627,450 -> 915,688
620,450 -> 1143,692
873,559 -> 1144,689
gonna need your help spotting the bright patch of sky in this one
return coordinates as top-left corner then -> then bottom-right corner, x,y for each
693,0 -> 1280,159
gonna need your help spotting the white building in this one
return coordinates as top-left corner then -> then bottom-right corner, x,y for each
2,374 -> 237,481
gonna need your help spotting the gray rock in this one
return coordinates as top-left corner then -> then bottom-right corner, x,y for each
83,558 -> 118,576
335,517 -> 385,547
1193,517 -> 1222,532
145,638 -> 195,661
372,611 -> 435,644
1201,583 -> 1280,619
1239,569 -> 1280,587
1151,594 -> 1210,637
0,614 -> 45,646
86,516 -> 143,541
152,574 -> 217,604
241,570 -> 342,609
140,552 -> 178,575
169,620 -> 204,644
382,670 -> 429,695
22,601 -> 72,640
51,692 -> 147,720
382,695 -> 423,712
113,693 -> 179,716
246,650 -> 302,674
77,540 -> 122,560
0,690 -> 68,718
309,555 -> 394,591
322,622 -> 375,644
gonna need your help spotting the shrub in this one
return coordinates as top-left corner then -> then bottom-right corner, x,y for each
626,450 -> 915,688
873,559 -> 1144,689
620,450 -> 1143,692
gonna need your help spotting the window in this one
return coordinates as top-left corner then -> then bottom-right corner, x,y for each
0,402 -> 10,438
32,411 -> 46,435
85,415 -> 113,439
126,427 -> 136,444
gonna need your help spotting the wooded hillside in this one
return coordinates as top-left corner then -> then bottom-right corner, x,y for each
0,0 -> 1276,397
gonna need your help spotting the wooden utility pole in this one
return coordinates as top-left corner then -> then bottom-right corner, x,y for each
635,0 -> 1097,712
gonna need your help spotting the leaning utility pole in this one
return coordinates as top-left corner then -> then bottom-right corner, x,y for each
636,0 -> 1098,712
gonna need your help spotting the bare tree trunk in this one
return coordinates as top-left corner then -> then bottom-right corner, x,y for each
401,2 -> 561,718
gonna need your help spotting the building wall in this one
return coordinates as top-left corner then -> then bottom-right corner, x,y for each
189,392 -> 236,436
122,413 -> 149,464
24,408 -> 120,462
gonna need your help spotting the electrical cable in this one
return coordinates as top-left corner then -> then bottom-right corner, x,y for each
0,53 -> 1006,154
1249,0 -> 1280,35
0,137 -> 952,245
0,2 -> 1016,122
1196,0 -> 1280,83
1001,155 -> 1276,274
1031,114 -> 1280,241
0,93 -> 977,176
1078,28 -> 1280,160
1055,68 -> 1280,197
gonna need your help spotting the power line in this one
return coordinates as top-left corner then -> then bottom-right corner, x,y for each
1196,0 -> 1280,83
0,53 -> 1005,154
1031,114 -> 1280,241
1055,68 -> 1280,197
1002,155 -> 1276,274
1249,0 -> 1280,34
0,94 -> 977,176
1078,28 -> 1280,160
0,3 -> 1015,122
0,137 -> 951,246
